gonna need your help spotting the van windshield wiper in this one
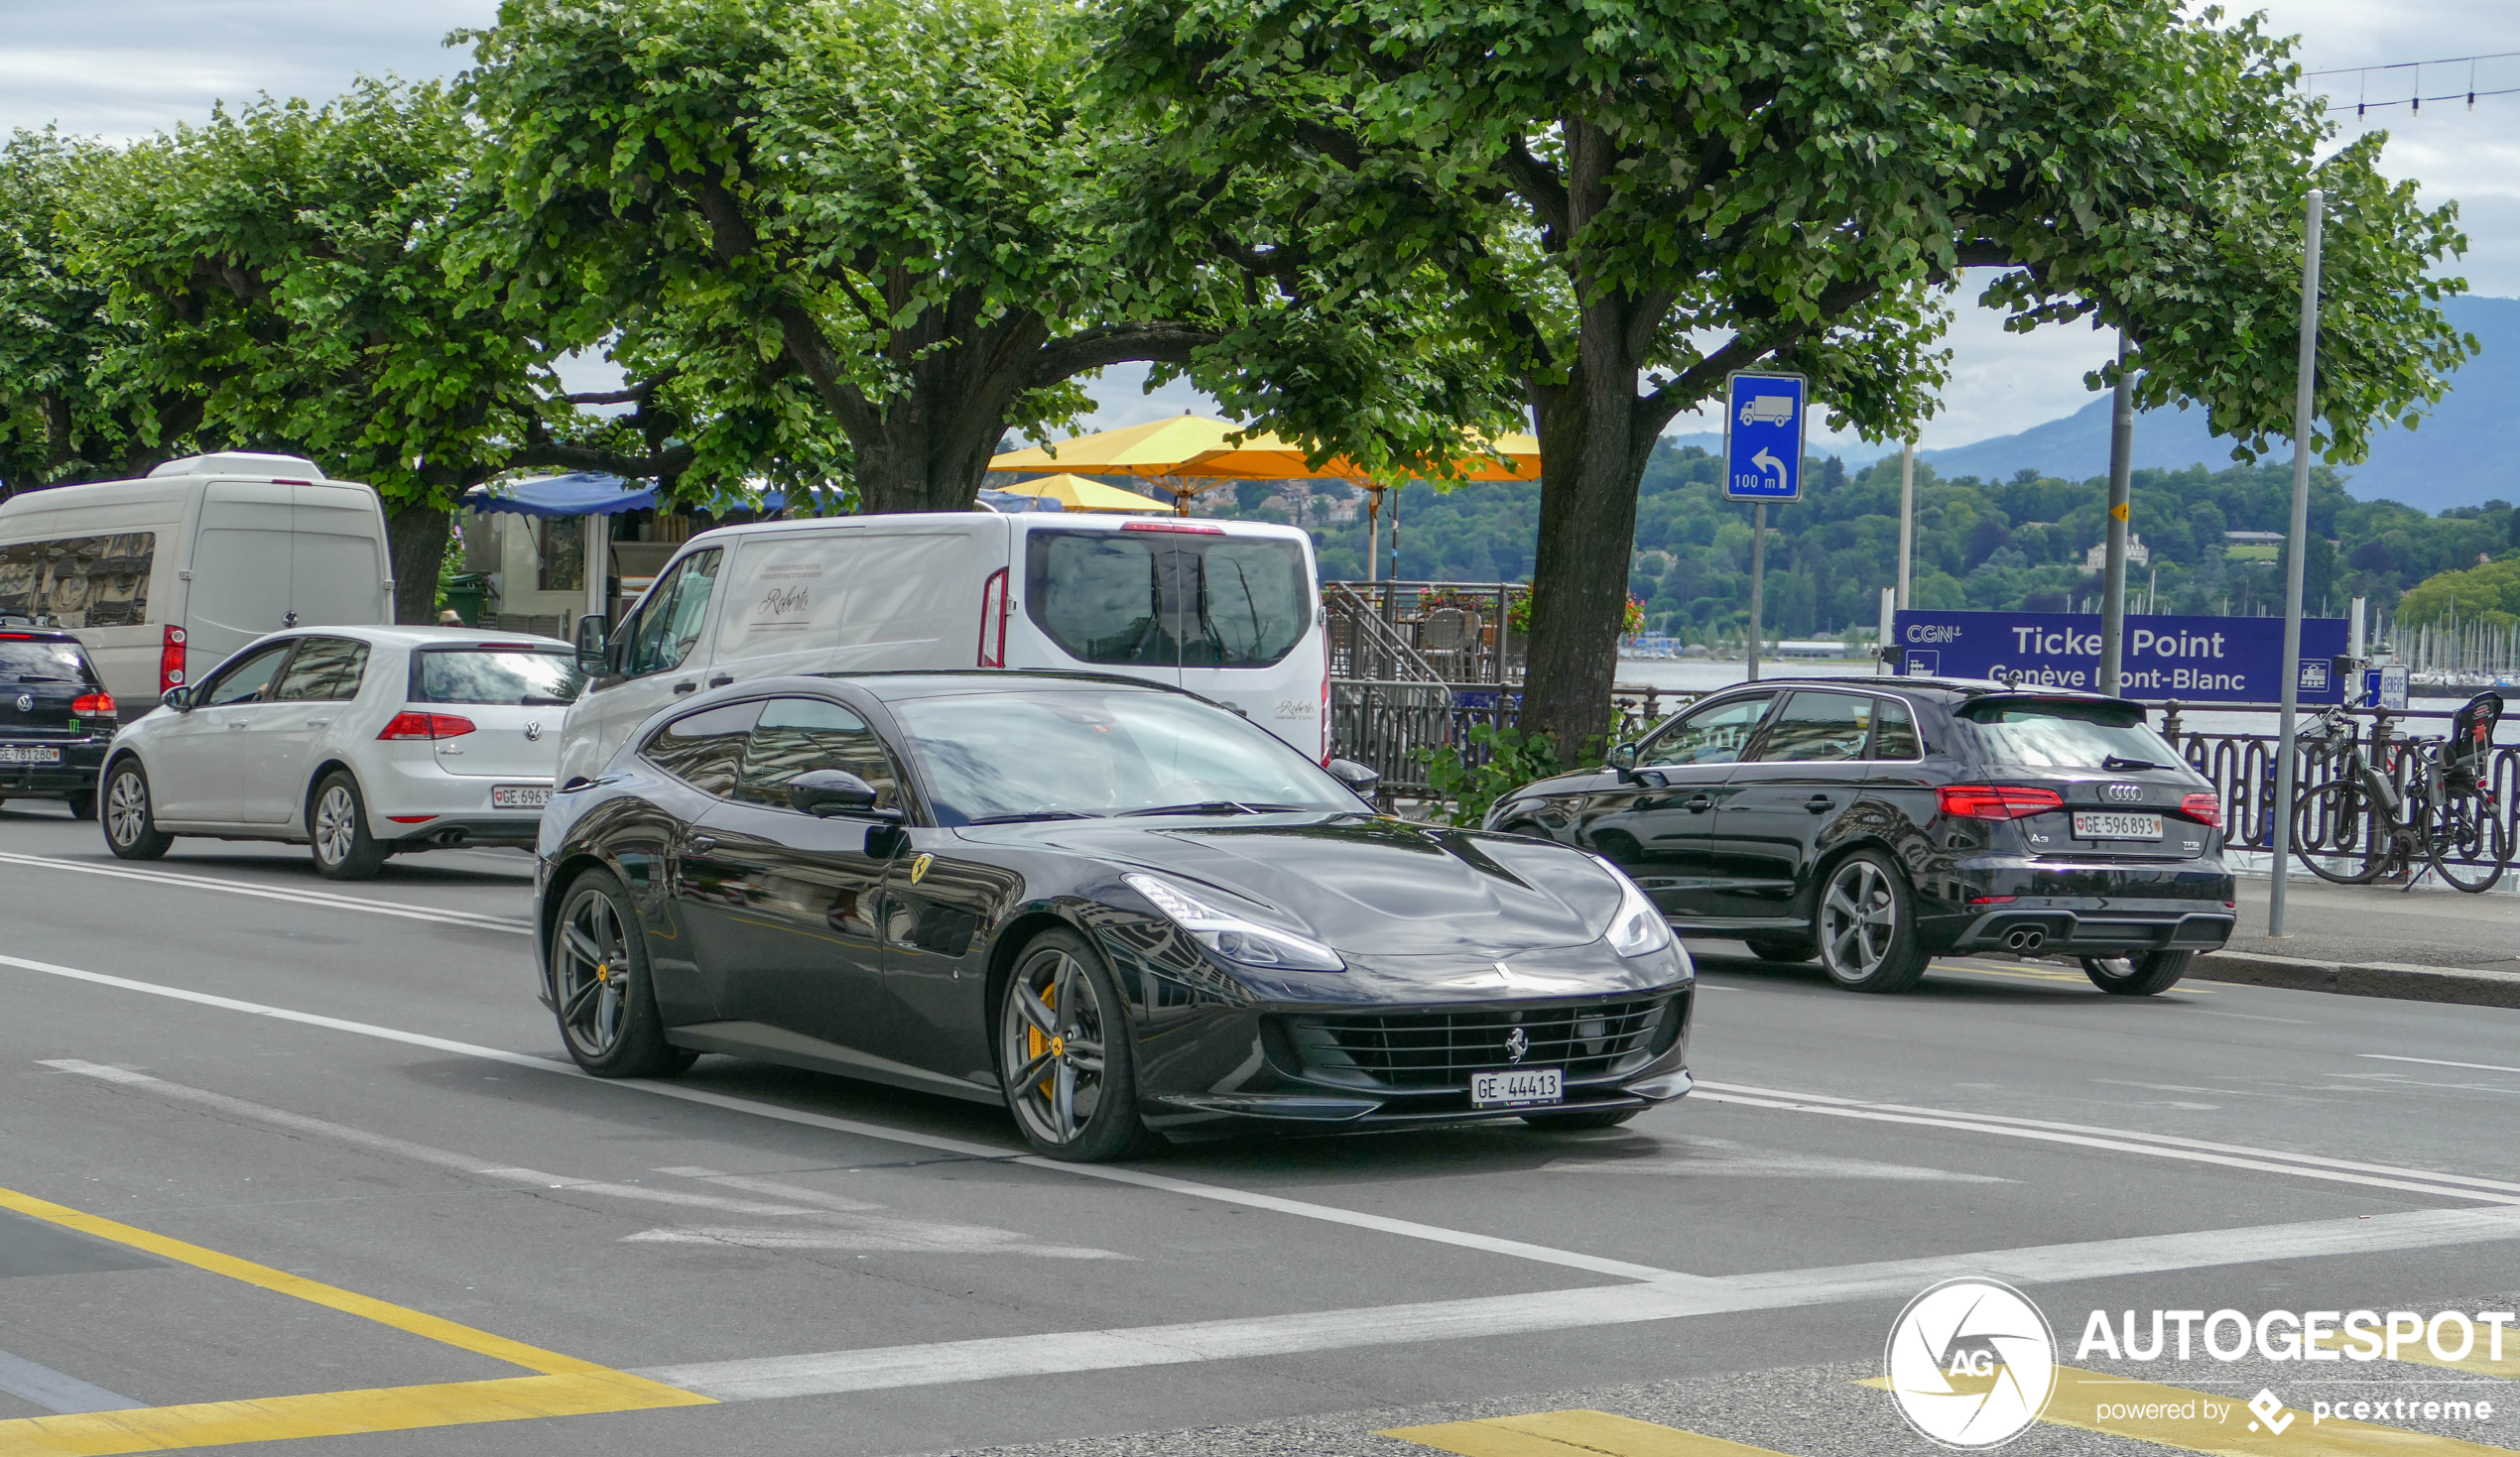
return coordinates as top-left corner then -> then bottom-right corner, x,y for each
2101,754 -> 2163,772
1117,800 -> 1308,817
966,809 -> 1105,824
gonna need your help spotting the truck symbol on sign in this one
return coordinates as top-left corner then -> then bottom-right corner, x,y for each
1738,395 -> 1795,425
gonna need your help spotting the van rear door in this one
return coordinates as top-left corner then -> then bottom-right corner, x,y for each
287,481 -> 393,628
188,483 -> 298,665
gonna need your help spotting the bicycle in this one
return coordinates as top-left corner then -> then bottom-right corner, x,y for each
2287,694 -> 2508,893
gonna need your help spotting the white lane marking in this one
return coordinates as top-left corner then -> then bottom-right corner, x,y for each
2362,1053 -> 2520,1077
0,851 -> 530,933
1697,1078 -> 2520,1198
1544,1135 -> 2008,1182
0,1347 -> 134,1415
656,1166 -> 882,1212
44,1061 -> 1129,1260
8,958 -> 1680,1281
1693,1087 -> 2520,1206
632,1202 -> 2520,1401
620,1227 -> 1128,1259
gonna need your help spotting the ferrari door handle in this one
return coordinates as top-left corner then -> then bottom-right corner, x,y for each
1685,794 -> 1713,813
1805,794 -> 1834,813
707,674 -> 733,688
689,835 -> 718,854
672,680 -> 697,695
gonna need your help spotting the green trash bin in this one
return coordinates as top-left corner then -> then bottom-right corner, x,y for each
440,573 -> 489,627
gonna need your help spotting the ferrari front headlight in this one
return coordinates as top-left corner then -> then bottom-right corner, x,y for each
1123,873 -> 1345,972
1597,859 -> 1677,959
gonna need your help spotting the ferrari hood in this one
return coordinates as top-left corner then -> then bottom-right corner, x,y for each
1032,815 -> 1624,956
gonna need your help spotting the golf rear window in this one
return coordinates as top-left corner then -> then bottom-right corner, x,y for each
1956,698 -> 2182,771
0,639 -> 95,683
413,648 -> 587,706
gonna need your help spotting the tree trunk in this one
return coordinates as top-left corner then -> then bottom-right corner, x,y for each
384,501 -> 452,625
1517,314 -> 1662,765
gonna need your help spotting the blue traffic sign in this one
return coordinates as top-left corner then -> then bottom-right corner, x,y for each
1892,609 -> 2349,705
1723,373 -> 1807,503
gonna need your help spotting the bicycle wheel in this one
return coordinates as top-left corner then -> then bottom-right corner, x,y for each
2289,781 -> 2384,885
2427,782 -> 2508,893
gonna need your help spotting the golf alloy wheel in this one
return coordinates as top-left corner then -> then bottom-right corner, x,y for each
314,784 -> 359,865
1814,850 -> 1927,993
102,762 -> 171,860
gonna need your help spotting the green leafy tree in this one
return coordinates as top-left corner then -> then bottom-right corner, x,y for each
0,130 -> 208,491
1096,0 -> 2471,758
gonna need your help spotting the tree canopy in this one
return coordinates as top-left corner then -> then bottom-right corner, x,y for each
1095,0 -> 2472,753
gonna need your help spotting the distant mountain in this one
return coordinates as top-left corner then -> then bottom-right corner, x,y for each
1915,295 -> 2520,509
1661,296 -> 2519,510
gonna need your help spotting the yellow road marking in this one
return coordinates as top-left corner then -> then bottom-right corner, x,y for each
1860,1365 -> 2506,1455
0,1372 -> 705,1457
1382,1408 -> 1792,1456
0,1184 -> 710,1453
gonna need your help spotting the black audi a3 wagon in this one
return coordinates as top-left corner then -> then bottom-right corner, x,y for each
1483,676 -> 2234,996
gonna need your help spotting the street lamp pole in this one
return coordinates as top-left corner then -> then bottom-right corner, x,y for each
2098,332 -> 2135,696
2270,187 -> 2327,938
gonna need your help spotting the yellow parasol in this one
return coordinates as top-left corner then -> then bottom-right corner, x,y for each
990,473 -> 1167,514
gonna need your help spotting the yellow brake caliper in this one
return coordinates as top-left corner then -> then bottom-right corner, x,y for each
1028,982 -> 1059,1099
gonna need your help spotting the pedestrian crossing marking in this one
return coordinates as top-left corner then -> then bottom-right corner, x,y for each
1859,1364 -> 2511,1455
1381,1408 -> 1790,1456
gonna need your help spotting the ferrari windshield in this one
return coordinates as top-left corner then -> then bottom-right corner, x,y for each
891,688 -> 1359,825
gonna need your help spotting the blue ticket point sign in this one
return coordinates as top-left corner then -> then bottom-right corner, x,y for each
1723,373 -> 1807,503
1892,609 -> 2350,705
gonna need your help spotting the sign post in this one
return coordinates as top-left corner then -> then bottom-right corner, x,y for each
2099,332 -> 2135,695
2271,187 -> 2327,939
1724,372 -> 1807,683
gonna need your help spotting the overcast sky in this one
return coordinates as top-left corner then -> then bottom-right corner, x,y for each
4,0 -> 2508,449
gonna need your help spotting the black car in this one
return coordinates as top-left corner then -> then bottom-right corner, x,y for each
1482,676 -> 2234,996
536,671 -> 1697,1160
0,619 -> 114,818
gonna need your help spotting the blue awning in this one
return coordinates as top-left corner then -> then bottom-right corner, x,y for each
464,473 -> 659,518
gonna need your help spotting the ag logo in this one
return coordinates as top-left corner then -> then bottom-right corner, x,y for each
908,853 -> 933,885
1884,1277 -> 2056,1448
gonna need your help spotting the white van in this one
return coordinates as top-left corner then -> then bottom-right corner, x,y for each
557,512 -> 1326,783
0,454 -> 394,714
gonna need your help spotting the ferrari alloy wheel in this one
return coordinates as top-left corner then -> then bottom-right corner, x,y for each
1814,850 -> 1927,993
998,928 -> 1153,1161
551,869 -> 694,1078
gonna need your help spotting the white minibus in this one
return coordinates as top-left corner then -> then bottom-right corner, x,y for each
557,512 -> 1327,784
0,454 -> 395,714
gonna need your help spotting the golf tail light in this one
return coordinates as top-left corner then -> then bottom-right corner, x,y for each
377,710 -> 476,741
2179,791 -> 2223,829
977,567 -> 1009,668
71,692 -> 115,716
160,624 -> 187,693
1937,785 -> 2064,821
1122,872 -> 1344,972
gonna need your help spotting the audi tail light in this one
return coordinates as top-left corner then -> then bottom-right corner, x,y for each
2177,791 -> 2223,829
1936,785 -> 2065,821
160,624 -> 188,694
71,692 -> 115,716
977,567 -> 1010,668
377,710 -> 476,741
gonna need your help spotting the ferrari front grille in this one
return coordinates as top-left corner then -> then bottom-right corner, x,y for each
1284,995 -> 1671,1090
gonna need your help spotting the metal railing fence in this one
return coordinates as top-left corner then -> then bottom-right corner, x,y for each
2171,719 -> 2520,870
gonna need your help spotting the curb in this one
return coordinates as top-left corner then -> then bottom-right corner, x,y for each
2196,949 -> 2520,1010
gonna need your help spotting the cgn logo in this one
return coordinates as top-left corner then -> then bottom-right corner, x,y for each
1886,1278 -> 2057,1448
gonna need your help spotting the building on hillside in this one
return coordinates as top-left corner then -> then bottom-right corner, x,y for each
2079,533 -> 2149,573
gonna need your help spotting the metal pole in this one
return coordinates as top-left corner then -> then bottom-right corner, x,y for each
1747,501 -> 1766,681
585,510 -> 606,627
1896,441 -> 1916,609
2099,332 -> 2134,696
1365,489 -> 1380,583
1877,586 -> 1895,675
2270,187 -> 2326,939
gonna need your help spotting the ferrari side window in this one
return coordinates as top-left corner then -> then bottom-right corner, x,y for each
639,698 -> 763,797
734,697 -> 900,810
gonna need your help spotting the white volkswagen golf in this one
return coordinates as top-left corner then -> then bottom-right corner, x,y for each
98,626 -> 582,879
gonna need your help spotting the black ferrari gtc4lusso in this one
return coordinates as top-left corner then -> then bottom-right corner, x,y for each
535,671 -> 1696,1161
